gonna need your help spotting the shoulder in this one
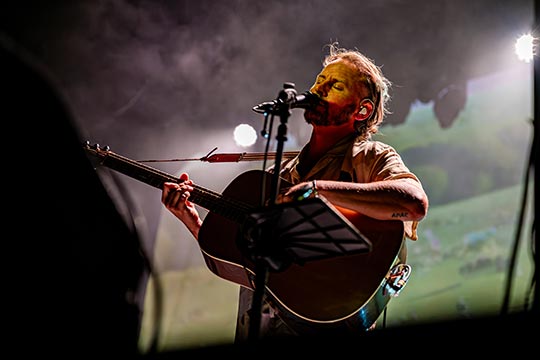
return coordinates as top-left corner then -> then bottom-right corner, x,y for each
350,139 -> 417,181
352,139 -> 400,158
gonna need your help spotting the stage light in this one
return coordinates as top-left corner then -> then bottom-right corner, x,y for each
234,123 -> 257,147
515,33 -> 535,63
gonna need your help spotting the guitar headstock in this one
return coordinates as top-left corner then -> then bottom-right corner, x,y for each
83,141 -> 111,160
81,141 -> 175,190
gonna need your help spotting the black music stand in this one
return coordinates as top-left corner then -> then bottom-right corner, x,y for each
242,196 -> 372,271
241,195 -> 372,341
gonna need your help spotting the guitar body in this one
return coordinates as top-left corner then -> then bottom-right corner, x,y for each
198,170 -> 405,327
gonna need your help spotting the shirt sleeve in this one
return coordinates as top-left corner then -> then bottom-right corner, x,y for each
350,141 -> 424,241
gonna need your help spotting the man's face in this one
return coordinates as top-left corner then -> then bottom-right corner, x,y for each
304,59 -> 365,127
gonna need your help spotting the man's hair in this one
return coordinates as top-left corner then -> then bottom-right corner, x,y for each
323,42 -> 391,139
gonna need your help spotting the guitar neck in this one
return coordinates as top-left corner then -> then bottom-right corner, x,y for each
84,144 -> 250,223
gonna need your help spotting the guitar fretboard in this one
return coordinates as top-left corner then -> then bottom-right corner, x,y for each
85,145 -> 252,223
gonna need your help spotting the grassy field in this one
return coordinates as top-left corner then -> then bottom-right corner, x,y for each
384,182 -> 534,327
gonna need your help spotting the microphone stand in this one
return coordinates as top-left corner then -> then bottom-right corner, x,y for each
247,82 -> 298,342
244,83 -> 371,341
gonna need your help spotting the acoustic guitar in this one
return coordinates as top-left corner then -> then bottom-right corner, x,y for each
84,142 -> 408,330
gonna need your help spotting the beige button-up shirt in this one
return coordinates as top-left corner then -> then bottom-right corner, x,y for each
277,134 -> 422,241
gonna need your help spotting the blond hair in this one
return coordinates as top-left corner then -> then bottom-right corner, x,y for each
323,43 -> 391,138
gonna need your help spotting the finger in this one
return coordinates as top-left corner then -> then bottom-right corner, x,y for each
171,195 -> 185,209
166,187 -> 185,206
164,191 -> 179,207
173,187 -> 192,207
162,183 -> 176,202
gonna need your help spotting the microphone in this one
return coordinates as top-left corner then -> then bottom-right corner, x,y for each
252,91 -> 319,114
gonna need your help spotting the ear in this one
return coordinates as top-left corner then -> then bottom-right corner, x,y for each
354,99 -> 375,121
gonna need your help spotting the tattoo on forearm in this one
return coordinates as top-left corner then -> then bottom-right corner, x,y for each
391,212 -> 408,218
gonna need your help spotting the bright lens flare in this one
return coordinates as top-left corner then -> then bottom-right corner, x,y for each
515,33 -> 535,63
234,124 -> 257,147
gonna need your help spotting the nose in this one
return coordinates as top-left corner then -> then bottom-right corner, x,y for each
310,82 -> 329,98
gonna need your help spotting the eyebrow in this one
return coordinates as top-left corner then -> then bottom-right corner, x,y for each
317,74 -> 345,84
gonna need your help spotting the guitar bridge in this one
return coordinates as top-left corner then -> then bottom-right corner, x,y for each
383,263 -> 412,297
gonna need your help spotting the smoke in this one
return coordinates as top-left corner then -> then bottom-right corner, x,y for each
0,0 -> 533,244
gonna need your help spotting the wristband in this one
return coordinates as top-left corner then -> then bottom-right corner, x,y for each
296,180 -> 318,201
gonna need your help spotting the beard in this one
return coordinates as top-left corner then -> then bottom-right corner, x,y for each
304,101 -> 357,127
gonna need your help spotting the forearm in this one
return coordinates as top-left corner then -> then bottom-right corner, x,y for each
171,210 -> 202,240
315,178 -> 428,221
185,217 -> 203,240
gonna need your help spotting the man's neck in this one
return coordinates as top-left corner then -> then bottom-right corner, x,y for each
296,125 -> 356,176
308,124 -> 355,157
